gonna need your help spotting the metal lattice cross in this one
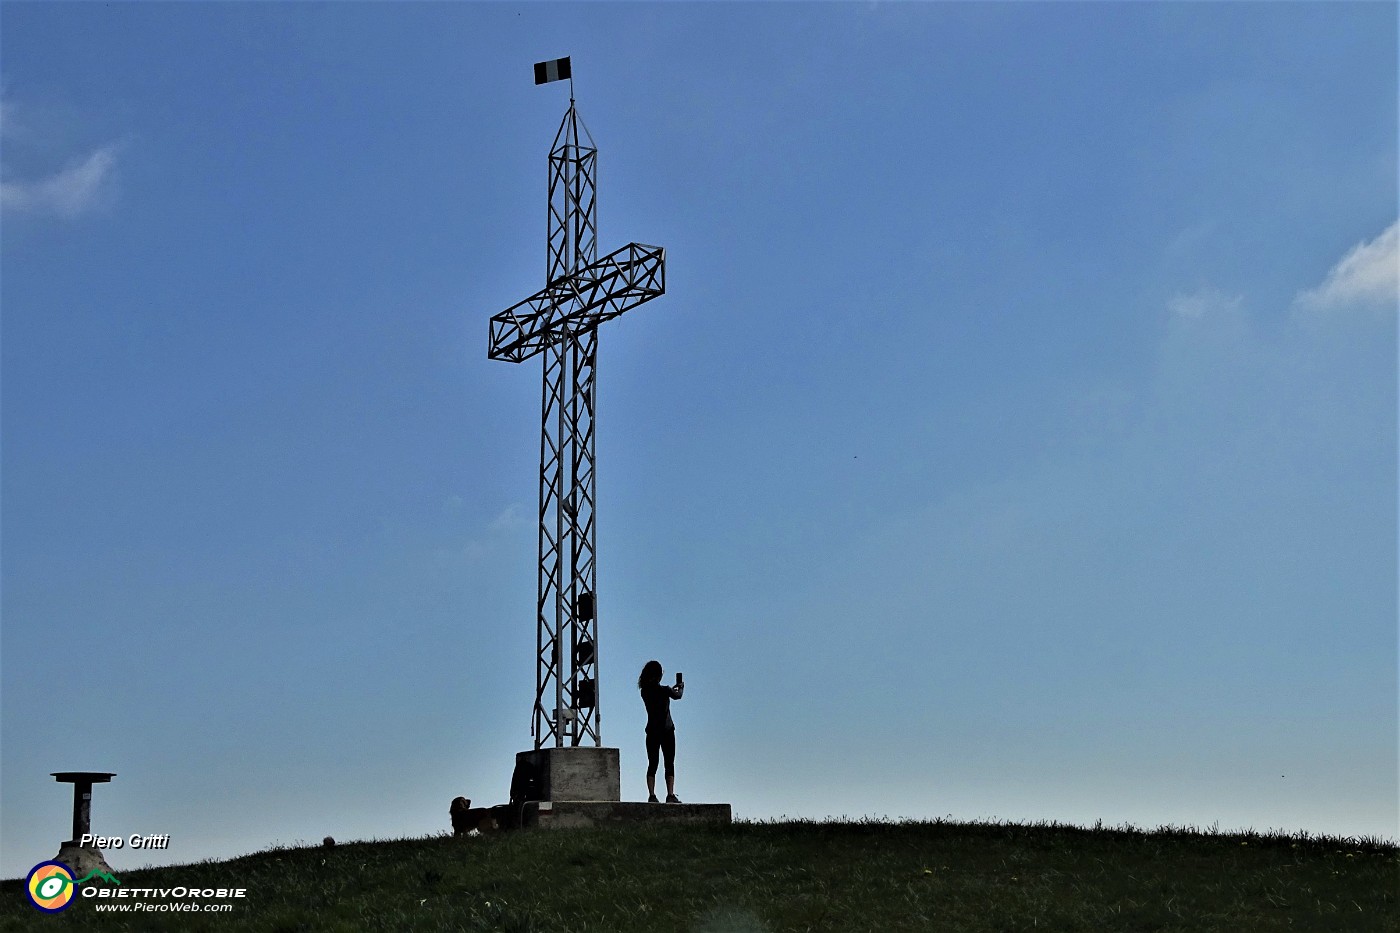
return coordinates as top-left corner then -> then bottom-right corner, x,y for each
488,97 -> 666,748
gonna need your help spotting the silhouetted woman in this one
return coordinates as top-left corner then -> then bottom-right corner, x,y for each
638,660 -> 684,803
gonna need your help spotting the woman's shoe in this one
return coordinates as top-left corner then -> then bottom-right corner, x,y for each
647,794 -> 659,803
665,794 -> 681,804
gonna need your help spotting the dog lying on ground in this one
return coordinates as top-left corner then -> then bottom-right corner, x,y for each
449,797 -> 498,836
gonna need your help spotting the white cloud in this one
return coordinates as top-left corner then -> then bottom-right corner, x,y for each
489,503 -> 527,533
1,145 -> 118,217
0,89 -> 120,218
1167,286 -> 1243,319
1293,221 -> 1399,314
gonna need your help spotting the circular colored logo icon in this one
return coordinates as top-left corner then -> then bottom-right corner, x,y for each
26,861 -> 76,913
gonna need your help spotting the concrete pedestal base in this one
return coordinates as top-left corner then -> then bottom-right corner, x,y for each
522,800 -> 732,830
53,844 -> 114,879
507,747 -> 730,832
515,747 -> 620,802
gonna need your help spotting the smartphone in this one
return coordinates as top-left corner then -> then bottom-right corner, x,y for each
676,672 -> 684,684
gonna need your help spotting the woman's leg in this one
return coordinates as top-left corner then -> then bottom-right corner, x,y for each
645,729 -> 661,799
662,729 -> 677,797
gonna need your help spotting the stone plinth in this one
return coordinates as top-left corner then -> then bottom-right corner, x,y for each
53,844 -> 114,879
523,800 -> 731,830
515,747 -> 620,802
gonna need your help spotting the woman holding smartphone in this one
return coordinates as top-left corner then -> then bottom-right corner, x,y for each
637,660 -> 684,803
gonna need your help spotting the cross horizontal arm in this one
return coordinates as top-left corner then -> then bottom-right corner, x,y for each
488,242 -> 665,363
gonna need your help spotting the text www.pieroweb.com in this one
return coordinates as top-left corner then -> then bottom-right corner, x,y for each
94,901 -> 236,913
86,886 -> 246,913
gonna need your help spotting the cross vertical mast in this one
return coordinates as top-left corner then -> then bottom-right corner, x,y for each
489,62 -> 665,758
537,102 -> 600,747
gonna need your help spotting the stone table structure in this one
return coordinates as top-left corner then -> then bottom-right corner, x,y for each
51,772 -> 116,877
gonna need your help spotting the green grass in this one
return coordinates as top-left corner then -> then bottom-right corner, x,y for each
3,819 -> 1394,932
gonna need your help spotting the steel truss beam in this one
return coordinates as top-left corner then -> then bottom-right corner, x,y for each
487,243 -> 666,364
489,101 -> 665,749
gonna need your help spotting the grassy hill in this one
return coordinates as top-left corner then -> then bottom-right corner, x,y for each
2,818 -> 1394,932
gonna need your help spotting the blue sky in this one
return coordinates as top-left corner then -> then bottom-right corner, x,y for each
2,2 -> 1395,879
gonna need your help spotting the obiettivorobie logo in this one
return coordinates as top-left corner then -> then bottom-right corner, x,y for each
23,860 -> 247,915
24,861 -> 120,913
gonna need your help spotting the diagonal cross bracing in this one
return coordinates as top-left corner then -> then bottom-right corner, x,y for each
489,99 -> 666,749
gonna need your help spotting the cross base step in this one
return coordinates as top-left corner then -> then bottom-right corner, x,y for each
521,800 -> 731,830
